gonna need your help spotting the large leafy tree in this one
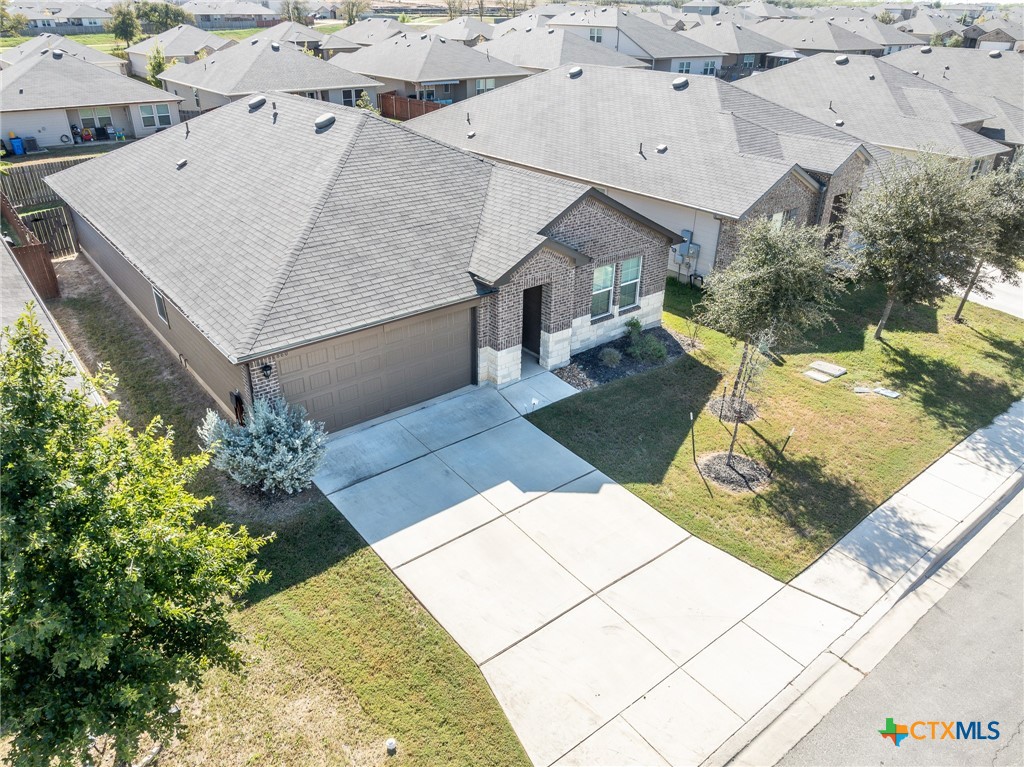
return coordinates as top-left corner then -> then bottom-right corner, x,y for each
845,152 -> 995,339
280,0 -> 311,23
1,309 -> 269,767
134,2 -> 195,33
1,0 -> 28,37
341,0 -> 368,26
105,1 -> 142,47
952,156 -> 1024,322
146,41 -> 174,86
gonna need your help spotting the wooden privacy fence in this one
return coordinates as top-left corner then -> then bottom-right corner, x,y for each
20,206 -> 77,259
1,156 -> 92,209
2,194 -> 59,299
379,92 -> 446,121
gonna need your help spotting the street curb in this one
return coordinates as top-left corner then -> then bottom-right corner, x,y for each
706,465 -> 1024,767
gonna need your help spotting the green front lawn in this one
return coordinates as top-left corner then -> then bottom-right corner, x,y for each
529,279 -> 1024,581
42,258 -> 529,767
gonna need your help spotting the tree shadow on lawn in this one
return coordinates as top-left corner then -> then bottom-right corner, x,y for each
969,325 -> 1024,381
880,342 -> 1018,435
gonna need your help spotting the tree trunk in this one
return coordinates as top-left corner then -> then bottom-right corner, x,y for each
726,414 -> 740,467
953,258 -> 985,323
874,296 -> 895,340
731,341 -> 750,403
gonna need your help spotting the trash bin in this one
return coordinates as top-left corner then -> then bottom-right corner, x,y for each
10,137 -> 24,155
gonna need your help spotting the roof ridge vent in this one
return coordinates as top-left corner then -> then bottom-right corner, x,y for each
834,54 -> 849,65
314,113 -> 336,131
568,65 -> 583,79
988,50 -> 1001,58
248,95 -> 267,110
920,45 -> 932,53
671,75 -> 689,91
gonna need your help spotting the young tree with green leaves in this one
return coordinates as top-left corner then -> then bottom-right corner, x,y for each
105,1 -> 142,47
134,1 -> 194,33
146,42 -> 174,86
356,89 -> 379,114
0,309 -> 269,767
341,0 -> 368,26
952,156 -> 1024,322
845,152 -> 995,339
876,10 -> 897,24
698,218 -> 848,407
1,0 -> 29,37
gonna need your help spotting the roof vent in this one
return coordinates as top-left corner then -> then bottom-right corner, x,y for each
547,28 -> 554,34
420,33 -> 427,39
656,144 -> 668,154
250,38 -> 258,45
176,159 -> 187,170
988,50 -> 1001,58
314,112 -> 336,131
858,17 -> 864,21
834,119 -> 844,127
439,37 -> 446,43
944,65 -> 950,70
912,69 -> 919,75
672,76 -> 689,90
270,42 -> 280,51
248,95 -> 266,110
51,49 -> 63,60
868,74 -> 875,80
920,45 -> 932,53
525,27 -> 532,32
834,54 -> 849,65
568,65 -> 583,79
828,16 -> 834,20
715,21 -> 721,25
467,130 -> 476,138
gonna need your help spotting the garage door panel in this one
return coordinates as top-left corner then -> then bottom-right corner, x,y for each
276,305 -> 474,432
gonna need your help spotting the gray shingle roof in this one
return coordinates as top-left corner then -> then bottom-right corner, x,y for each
429,16 -> 494,42
159,38 -> 380,97
678,19 -> 787,55
476,27 -> 646,71
750,18 -> 884,52
885,47 -> 1024,146
319,32 -> 361,53
408,64 -> 872,219
548,7 -> 722,59
0,49 -> 180,112
46,93 -> 594,360
492,12 -> 550,38
738,1 -> 800,20
125,24 -> 235,58
330,17 -> 415,47
736,52 -> 1008,159
250,21 -> 327,45
331,33 -> 528,84
828,16 -> 923,47
893,13 -> 966,37
180,1 -> 276,16
0,32 -> 123,69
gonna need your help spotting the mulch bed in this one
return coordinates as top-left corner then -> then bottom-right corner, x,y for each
705,396 -> 759,424
554,325 -> 700,390
697,451 -> 771,493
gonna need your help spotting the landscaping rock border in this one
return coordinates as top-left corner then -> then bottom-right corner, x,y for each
698,451 -> 771,493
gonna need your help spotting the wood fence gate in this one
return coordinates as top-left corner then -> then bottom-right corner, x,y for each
19,206 -> 77,258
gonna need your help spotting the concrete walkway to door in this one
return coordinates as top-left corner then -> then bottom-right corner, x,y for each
314,373 -> 1024,767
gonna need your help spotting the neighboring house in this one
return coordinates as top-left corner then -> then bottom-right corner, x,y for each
159,38 -> 380,114
829,16 -> 922,55
18,4 -> 110,33
125,24 -> 236,78
546,7 -> 724,73
885,46 -> 1023,155
409,64 -> 882,278
677,1 -> 723,16
736,52 -> 1010,172
636,11 -> 686,32
319,32 -> 361,59
0,32 -> 126,74
492,12 -> 550,38
0,49 -> 181,148
750,19 -> 884,56
677,20 -> 784,78
45,92 -> 678,429
178,1 -> 279,30
942,4 -> 987,25
250,20 -> 327,52
962,19 -> 1023,51
476,28 -> 647,73
892,12 -> 967,45
332,34 -> 528,105
329,17 -> 415,47
737,1 -> 800,20
429,16 -> 494,46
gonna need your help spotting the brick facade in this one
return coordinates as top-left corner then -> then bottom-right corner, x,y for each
817,151 -> 869,241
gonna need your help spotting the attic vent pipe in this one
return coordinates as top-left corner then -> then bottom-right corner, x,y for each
568,65 -> 583,79
176,159 -> 187,169
834,119 -> 844,127
248,95 -> 267,110
920,45 -> 932,53
467,130 -> 476,138
988,50 -> 1001,58
270,42 -> 280,51
314,112 -> 336,130
51,49 -> 63,60
834,54 -> 849,65
671,76 -> 689,91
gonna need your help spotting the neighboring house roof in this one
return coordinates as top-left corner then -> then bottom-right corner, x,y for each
330,17 -> 415,46
332,33 -> 528,84
476,27 -> 646,71
45,93 -> 602,360
678,19 -> 785,55
0,32 -> 123,70
54,3 -> 109,17
250,20 -> 327,46
968,18 -> 1024,38
179,1 -> 277,17
407,63 -> 875,220
751,18 -> 885,53
636,11 -> 685,31
0,49 -> 181,112
430,16 -> 494,43
884,46 -> 1023,146
829,16 -> 923,47
125,24 -> 235,58
548,7 -> 723,60
319,32 -> 361,53
738,1 -> 799,19
492,12 -> 549,38
893,13 -> 966,38
736,52 -> 1008,159
160,37 -> 379,97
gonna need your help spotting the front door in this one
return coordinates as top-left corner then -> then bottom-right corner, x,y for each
522,285 -> 543,357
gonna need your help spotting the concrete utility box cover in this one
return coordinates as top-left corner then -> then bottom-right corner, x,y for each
874,387 -> 901,399
810,360 -> 847,377
803,369 -> 833,383
853,386 -> 872,394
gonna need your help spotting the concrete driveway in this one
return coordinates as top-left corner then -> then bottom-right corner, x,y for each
314,378 -> 1024,766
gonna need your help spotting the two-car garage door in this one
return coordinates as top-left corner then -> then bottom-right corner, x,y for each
276,304 -> 475,433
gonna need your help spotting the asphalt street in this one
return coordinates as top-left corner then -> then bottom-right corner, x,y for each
780,508 -> 1023,767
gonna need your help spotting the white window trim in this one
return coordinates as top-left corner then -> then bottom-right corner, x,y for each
619,257 -> 642,310
589,27 -> 603,43
677,61 -> 691,73
591,264 -> 615,319
153,288 -> 169,326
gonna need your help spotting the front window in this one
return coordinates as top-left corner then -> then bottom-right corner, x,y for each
139,104 -> 171,128
79,107 -> 112,129
589,27 -> 602,43
742,54 -> 755,68
702,60 -> 717,75
677,61 -> 691,74
619,257 -> 642,309
417,88 -> 436,101
591,264 -> 614,318
970,158 -> 986,178
475,78 -> 495,95
341,89 -> 357,106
